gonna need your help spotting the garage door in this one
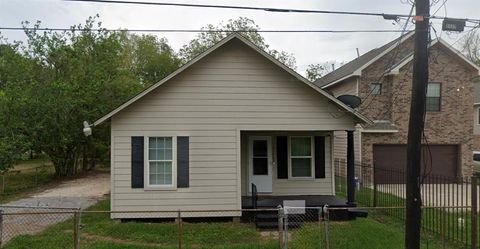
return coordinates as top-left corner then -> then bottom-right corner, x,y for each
373,144 -> 459,184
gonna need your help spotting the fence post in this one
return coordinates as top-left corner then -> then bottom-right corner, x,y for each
471,176 -> 478,249
318,208 -> 323,249
1,175 -> 4,194
441,207 -> 446,249
284,209 -> 289,249
73,210 -> 80,249
0,210 -> 3,248
278,207 -> 284,249
373,165 -> 377,207
34,167 -> 38,187
324,206 -> 330,249
178,210 -> 182,249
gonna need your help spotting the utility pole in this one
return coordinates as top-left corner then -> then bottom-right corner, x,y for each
405,0 -> 429,248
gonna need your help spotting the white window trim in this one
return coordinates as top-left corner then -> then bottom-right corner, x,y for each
144,136 -> 177,190
288,136 -> 315,180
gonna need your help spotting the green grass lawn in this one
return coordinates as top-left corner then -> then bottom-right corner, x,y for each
3,198 -> 463,249
335,175 -> 473,248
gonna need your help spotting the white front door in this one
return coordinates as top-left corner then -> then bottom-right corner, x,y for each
249,136 -> 272,193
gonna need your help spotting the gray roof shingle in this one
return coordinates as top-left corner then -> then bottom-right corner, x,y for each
314,33 -> 411,88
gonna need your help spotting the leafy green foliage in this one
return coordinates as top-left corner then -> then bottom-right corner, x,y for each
0,16 -> 181,176
305,61 -> 343,82
179,17 -> 297,69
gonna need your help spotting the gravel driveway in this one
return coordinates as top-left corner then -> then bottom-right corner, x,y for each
0,172 -> 110,245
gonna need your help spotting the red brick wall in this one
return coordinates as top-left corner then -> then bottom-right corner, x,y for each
360,42 -> 477,176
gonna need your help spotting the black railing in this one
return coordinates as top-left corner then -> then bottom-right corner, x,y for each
251,183 -> 258,210
334,158 -> 479,248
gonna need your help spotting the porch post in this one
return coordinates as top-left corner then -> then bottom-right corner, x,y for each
346,130 -> 356,205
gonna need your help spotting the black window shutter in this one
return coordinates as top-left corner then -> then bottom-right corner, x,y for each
276,136 -> 288,179
177,136 -> 190,188
131,136 -> 144,188
315,136 -> 326,179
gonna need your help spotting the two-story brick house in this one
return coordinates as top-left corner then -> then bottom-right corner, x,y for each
316,32 -> 480,178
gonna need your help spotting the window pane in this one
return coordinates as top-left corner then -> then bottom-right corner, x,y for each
160,162 -> 173,185
253,140 -> 267,157
165,137 -> 172,149
370,83 -> 381,95
150,174 -> 158,185
426,97 -> 440,111
149,149 -> 157,160
427,83 -> 440,97
291,158 -> 312,177
164,149 -> 173,160
478,108 -> 480,124
150,162 -> 158,174
149,137 -> 157,149
291,137 -> 311,156
253,158 -> 268,175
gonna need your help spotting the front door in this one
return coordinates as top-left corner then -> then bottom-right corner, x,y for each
249,136 -> 272,193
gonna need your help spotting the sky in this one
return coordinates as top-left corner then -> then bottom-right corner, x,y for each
1,0 -> 479,75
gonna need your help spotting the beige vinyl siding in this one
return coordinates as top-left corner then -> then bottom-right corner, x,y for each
111,39 -> 356,216
333,129 -> 362,164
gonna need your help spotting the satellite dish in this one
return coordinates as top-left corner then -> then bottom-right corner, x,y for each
337,95 -> 362,108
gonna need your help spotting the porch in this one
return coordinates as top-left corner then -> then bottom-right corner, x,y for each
241,195 -> 351,209
239,130 -> 358,207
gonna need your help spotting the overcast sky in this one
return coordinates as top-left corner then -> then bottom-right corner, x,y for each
1,0 -> 479,75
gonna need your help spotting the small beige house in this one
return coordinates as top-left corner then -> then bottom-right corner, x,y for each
94,33 -> 369,218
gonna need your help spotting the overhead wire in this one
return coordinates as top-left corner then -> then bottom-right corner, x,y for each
63,0 -> 480,25
0,27 -> 416,33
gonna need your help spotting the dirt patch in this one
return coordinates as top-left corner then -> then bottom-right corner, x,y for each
1,172 -> 110,244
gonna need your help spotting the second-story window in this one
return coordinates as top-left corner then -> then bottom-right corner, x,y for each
426,83 -> 441,112
370,83 -> 382,95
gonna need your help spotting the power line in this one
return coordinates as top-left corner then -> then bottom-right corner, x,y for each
64,0 -> 480,24
359,3 -> 415,112
0,27 -> 414,33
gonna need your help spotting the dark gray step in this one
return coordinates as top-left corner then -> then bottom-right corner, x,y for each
256,213 -> 278,220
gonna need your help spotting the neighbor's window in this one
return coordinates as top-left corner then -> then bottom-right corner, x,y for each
148,137 -> 174,186
477,107 -> 480,124
370,83 -> 382,95
290,136 -> 313,178
426,83 -> 441,112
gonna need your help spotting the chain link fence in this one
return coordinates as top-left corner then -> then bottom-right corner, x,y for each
0,206 -> 476,248
0,165 -> 54,197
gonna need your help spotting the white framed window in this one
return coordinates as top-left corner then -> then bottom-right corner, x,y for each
289,136 -> 314,178
147,136 -> 176,187
426,82 -> 441,112
370,83 -> 382,95
477,107 -> 480,125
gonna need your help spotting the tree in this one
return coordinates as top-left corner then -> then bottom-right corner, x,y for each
179,17 -> 297,69
305,61 -> 344,81
461,29 -> 480,65
0,16 -> 181,176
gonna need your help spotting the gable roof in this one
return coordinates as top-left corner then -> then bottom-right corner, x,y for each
314,31 -> 415,88
94,33 -> 371,126
386,38 -> 480,75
